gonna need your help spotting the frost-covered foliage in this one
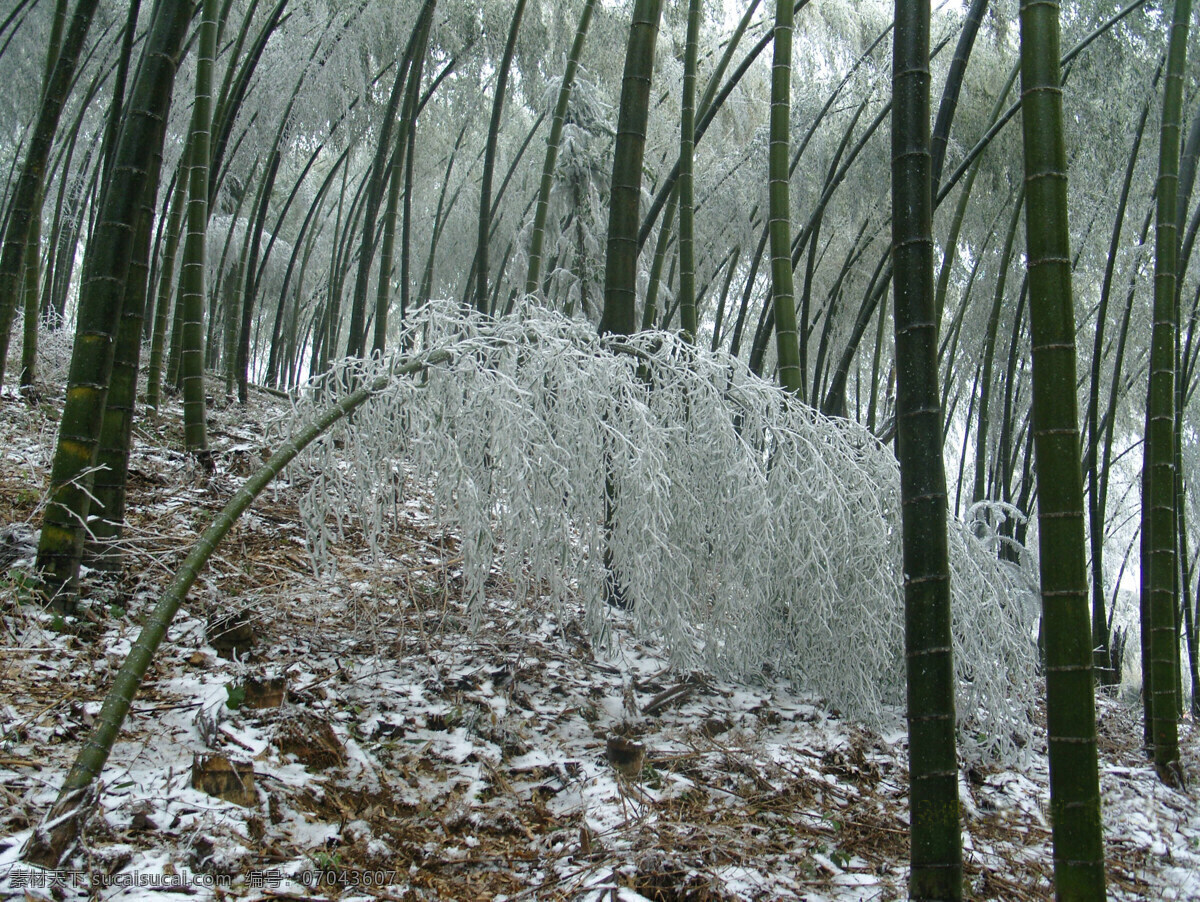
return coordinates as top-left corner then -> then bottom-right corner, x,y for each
294,303 -> 1039,761
1,316 -> 75,388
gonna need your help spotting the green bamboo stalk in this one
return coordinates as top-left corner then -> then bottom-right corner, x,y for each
796,98 -> 874,402
42,122 -> 95,330
208,0 -> 287,211
932,142 -> 986,327
476,0 -> 527,314
677,0 -> 702,340
940,201 -> 1005,454
98,0 -> 141,184
237,147 -> 281,401
14,0 -> 68,389
973,190 -> 1025,507
419,123 -> 468,308
43,12 -> 125,288
810,219 -> 871,408
460,111 -> 546,314
641,186 -> 678,331
744,25 -> 898,386
937,0 -> 1148,207
1188,566 -> 1200,716
211,0 -> 259,145
1100,205 -> 1153,588
778,104 -> 890,377
637,0 -> 798,254
346,0 -> 434,357
749,17 -> 907,400
268,138 -> 356,384
1085,64 -> 1160,684
892,2 -> 961,897
768,0 -> 799,393
599,0 -> 664,336
142,166 -> 174,344
35,0 -> 194,605
206,156 -> 258,380
525,0 -> 598,298
830,0 -> 1131,420
1017,0 -> 1107,893
88,146 -> 167,557
375,8 -> 433,350
729,217 -> 770,361
19,185 -> 43,392
931,171 -> 998,436
259,48 -> 392,381
1177,101 -> 1200,715
866,291 -> 888,434
740,22 -> 903,364
765,15 -> 903,394
710,244 -> 740,352
817,0 -> 1144,417
0,0 -> 99,388
374,150 -> 407,344
0,0 -> 38,43
951,360 -> 981,516
223,228 -> 249,398
929,0 -> 987,192
992,279 -> 1027,509
318,161 -> 360,374
286,222 -> 328,387
1141,0 -> 1191,787
180,0 -> 219,468
397,71 -> 419,329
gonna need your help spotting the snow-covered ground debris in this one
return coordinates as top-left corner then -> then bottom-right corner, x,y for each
0,368 -> 1196,901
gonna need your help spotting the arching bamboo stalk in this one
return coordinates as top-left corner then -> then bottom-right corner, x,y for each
25,347 -> 449,866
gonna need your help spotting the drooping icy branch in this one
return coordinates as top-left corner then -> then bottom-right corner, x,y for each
298,301 -> 1040,762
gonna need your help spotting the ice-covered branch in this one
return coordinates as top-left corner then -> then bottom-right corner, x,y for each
296,302 -> 1039,761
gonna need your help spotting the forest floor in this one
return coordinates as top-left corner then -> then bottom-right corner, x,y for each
0,375 -> 1197,902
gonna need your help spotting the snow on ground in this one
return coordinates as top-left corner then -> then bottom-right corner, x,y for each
0,386 -> 1197,901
